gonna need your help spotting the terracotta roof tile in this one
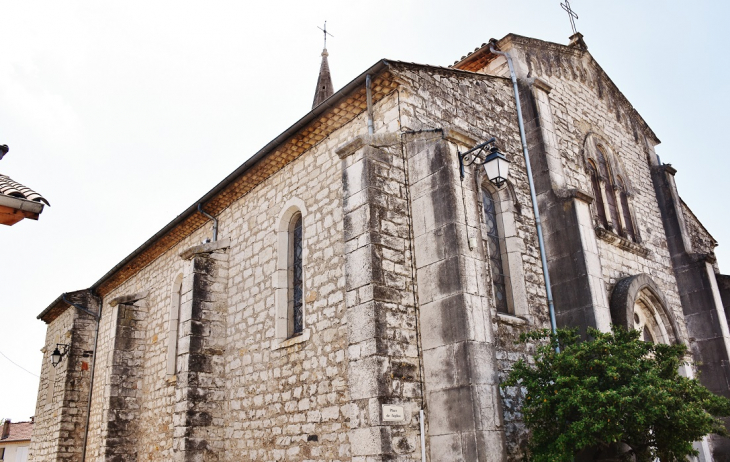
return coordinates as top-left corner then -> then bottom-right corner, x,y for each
0,174 -> 50,206
1,421 -> 33,443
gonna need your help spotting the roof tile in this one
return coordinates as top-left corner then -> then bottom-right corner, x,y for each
1,421 -> 33,443
0,174 -> 50,206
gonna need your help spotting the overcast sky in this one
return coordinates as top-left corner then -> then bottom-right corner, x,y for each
1,1 -> 728,421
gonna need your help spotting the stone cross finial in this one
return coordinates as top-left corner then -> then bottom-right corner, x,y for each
560,0 -> 579,35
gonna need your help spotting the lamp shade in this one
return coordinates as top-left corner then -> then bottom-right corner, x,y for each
483,147 -> 510,188
51,347 -> 62,367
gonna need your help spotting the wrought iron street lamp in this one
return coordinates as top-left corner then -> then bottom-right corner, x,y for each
482,146 -> 510,188
51,343 -> 69,367
457,137 -> 510,187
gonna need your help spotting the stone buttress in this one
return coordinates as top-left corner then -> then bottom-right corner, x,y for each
174,240 -> 230,461
652,164 -> 730,458
338,129 -> 507,461
30,290 -> 100,462
406,132 -> 506,461
338,134 -> 423,461
101,291 -> 148,461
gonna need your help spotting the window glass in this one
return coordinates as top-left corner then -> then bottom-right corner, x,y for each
291,214 -> 303,336
597,148 -> 622,234
482,189 -> 508,313
618,178 -> 636,241
588,162 -> 608,227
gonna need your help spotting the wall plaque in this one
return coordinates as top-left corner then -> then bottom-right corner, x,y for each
382,405 -> 405,422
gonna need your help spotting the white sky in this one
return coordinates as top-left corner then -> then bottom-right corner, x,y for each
1,1 -> 728,421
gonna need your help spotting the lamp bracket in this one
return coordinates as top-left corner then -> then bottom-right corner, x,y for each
51,343 -> 70,368
458,137 -> 497,180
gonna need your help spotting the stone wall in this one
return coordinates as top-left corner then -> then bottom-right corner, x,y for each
30,306 -> 74,461
503,38 -> 685,330
61,97 -> 376,461
338,137 -> 422,461
30,291 -> 99,462
478,36 -> 730,459
31,39 -> 729,462
681,199 -> 718,259
390,64 -> 551,460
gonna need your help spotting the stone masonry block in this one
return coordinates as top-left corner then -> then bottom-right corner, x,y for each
427,386 -> 477,435
349,356 -> 388,400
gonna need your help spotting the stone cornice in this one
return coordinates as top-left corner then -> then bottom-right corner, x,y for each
595,227 -> 650,257
180,238 -> 231,260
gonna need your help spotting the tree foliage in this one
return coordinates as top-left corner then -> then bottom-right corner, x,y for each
502,327 -> 730,461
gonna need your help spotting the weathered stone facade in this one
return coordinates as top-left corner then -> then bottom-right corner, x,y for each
30,33 -> 730,461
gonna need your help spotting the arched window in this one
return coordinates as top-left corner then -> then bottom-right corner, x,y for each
617,177 -> 636,241
166,274 -> 183,376
633,291 -> 671,344
597,147 -> 622,235
289,213 -> 303,337
588,160 -> 608,228
482,189 -> 508,313
274,198 -> 309,348
610,274 -> 680,346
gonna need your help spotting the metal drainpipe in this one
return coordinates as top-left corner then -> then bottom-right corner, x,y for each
62,292 -> 101,462
489,44 -> 558,336
197,204 -> 218,242
366,74 -> 374,135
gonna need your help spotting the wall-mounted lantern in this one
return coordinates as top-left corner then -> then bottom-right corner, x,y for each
457,137 -> 510,187
50,344 -> 69,368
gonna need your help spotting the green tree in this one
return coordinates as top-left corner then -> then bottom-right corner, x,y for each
503,327 -> 730,461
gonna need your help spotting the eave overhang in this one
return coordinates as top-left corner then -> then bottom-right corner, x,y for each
0,195 -> 44,226
39,59 -> 399,320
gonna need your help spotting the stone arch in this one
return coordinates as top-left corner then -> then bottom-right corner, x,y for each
581,132 -> 633,194
610,274 -> 682,345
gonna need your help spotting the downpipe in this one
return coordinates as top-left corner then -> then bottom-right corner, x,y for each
197,204 -> 218,242
489,43 -> 558,338
366,74 -> 374,135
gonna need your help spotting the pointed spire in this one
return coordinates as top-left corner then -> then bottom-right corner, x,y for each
312,48 -> 334,109
313,22 -> 334,109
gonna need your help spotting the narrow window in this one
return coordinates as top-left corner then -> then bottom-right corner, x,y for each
482,189 -> 508,313
588,161 -> 607,227
289,213 -> 303,337
166,275 -> 183,376
597,148 -> 621,234
617,177 -> 636,241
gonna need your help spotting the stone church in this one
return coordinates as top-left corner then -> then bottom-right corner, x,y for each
29,32 -> 730,461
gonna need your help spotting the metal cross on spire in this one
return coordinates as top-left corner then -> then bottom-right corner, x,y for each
560,0 -> 579,35
317,21 -> 334,49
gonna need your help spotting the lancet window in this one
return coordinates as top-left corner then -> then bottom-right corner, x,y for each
584,138 -> 639,243
289,213 -> 304,337
588,160 -> 608,228
596,147 -> 622,235
166,274 -> 183,376
482,188 -> 508,314
274,198 -> 308,348
617,177 -> 636,241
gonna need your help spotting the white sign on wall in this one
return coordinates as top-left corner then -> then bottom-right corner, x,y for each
382,405 -> 405,422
